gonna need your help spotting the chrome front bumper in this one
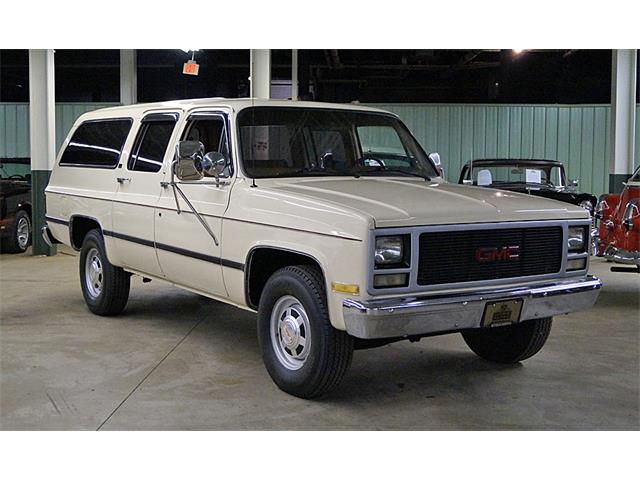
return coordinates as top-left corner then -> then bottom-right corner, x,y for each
603,245 -> 640,266
343,276 -> 602,339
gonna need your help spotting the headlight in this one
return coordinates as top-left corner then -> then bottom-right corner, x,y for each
579,199 -> 593,213
568,226 -> 586,252
375,236 -> 404,266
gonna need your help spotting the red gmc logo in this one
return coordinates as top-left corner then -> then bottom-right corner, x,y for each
475,245 -> 520,263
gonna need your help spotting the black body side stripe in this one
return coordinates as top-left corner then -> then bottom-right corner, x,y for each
45,216 -> 70,226
220,258 -> 245,271
102,230 -> 244,271
45,215 -> 244,270
104,230 -> 155,248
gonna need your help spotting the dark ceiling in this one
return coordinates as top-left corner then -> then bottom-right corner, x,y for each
1,49 -> 635,104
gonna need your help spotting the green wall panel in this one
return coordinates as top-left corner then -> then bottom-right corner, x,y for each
1,102 -> 639,197
0,102 -> 118,159
368,103 -> 640,198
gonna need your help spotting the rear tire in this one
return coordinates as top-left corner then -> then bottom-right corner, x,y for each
1,210 -> 31,254
257,265 -> 354,398
461,317 -> 552,363
79,229 -> 130,316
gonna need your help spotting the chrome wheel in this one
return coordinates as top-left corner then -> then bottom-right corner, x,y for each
270,295 -> 311,370
84,247 -> 104,299
16,216 -> 30,250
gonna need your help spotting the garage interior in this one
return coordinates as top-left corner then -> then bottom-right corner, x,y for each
0,49 -> 638,430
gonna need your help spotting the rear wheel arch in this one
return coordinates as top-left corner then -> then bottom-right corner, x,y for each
69,215 -> 105,251
244,246 -> 327,310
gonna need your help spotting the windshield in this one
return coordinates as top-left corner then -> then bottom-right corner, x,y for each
463,163 -> 564,189
237,107 -> 438,179
0,159 -> 31,181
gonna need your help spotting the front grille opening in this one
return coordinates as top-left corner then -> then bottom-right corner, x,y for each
417,226 -> 563,286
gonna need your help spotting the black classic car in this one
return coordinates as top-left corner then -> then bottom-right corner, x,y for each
458,159 -> 598,215
0,158 -> 32,253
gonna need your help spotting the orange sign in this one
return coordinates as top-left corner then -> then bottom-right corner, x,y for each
183,61 -> 199,76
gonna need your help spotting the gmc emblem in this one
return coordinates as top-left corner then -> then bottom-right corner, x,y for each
475,245 -> 520,263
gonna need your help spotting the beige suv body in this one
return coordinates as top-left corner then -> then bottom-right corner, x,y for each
44,99 -> 601,397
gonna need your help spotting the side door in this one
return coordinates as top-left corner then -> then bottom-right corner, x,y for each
155,111 -> 234,297
112,112 -> 180,277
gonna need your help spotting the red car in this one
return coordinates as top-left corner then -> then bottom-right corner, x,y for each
595,165 -> 640,272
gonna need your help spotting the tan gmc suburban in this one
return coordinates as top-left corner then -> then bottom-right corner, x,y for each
43,98 -> 602,398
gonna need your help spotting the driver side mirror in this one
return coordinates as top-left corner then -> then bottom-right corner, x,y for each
175,141 -> 204,181
202,151 -> 228,179
569,178 -> 579,188
429,152 -> 444,177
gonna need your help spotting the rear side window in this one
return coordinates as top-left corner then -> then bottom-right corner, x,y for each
60,119 -> 132,168
128,119 -> 177,173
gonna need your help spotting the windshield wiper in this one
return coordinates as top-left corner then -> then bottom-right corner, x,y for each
357,167 -> 430,182
357,153 -> 431,181
293,167 -> 342,176
499,182 -> 553,189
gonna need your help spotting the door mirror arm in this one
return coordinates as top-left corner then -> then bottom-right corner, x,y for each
159,141 -> 221,246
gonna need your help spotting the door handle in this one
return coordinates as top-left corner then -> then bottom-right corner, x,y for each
117,177 -> 131,184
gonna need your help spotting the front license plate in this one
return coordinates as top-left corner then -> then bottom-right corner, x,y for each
482,299 -> 523,327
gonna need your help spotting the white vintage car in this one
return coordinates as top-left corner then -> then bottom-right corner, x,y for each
43,98 -> 601,398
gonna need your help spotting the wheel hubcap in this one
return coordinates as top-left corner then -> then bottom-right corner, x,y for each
84,248 -> 104,299
16,217 -> 29,249
270,295 -> 311,370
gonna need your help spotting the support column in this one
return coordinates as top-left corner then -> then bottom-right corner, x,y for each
28,49 -> 56,256
120,49 -> 137,105
250,49 -> 271,99
609,49 -> 637,193
291,49 -> 299,100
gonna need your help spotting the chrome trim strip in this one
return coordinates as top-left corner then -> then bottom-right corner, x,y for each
344,276 -> 602,339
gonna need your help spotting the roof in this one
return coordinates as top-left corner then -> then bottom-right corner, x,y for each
462,158 -> 564,168
77,98 -> 392,121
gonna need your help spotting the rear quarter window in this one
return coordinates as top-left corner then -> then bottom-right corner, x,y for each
59,119 -> 132,168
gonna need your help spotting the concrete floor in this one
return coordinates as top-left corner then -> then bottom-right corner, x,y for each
0,247 -> 638,430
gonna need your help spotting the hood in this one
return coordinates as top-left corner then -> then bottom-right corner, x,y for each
267,177 -> 590,228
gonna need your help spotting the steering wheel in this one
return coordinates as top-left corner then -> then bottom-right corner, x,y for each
8,174 -> 25,180
359,153 -> 386,169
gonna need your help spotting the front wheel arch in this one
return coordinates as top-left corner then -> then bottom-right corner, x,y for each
244,246 -> 327,310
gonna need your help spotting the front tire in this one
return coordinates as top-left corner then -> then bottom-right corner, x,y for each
461,317 -> 552,363
79,229 -> 130,316
257,265 -> 354,398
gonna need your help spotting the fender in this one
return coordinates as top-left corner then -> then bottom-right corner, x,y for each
68,214 -> 120,267
244,244 -> 328,310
